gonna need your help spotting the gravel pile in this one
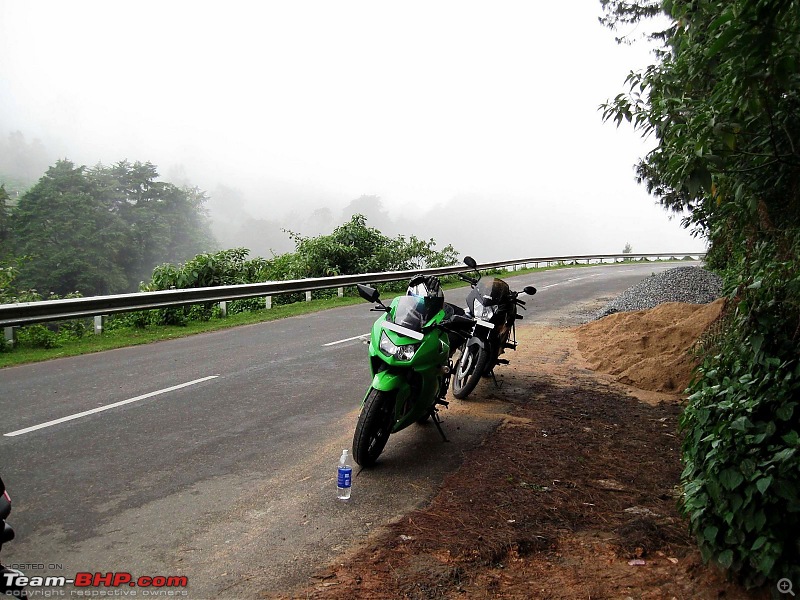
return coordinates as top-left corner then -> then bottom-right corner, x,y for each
596,266 -> 723,319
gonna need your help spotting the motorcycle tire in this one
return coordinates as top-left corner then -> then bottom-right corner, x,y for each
452,344 -> 488,399
353,388 -> 395,467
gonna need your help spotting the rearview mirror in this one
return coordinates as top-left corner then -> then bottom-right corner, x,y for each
357,284 -> 380,303
451,314 -> 475,329
524,286 -> 537,296
463,256 -> 477,269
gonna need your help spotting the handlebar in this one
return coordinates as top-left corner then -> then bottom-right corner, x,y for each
426,314 -> 476,334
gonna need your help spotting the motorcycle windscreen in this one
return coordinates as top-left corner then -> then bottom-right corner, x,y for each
477,277 -> 511,303
390,295 -> 439,332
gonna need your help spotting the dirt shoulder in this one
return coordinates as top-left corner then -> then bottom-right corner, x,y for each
277,311 -> 764,599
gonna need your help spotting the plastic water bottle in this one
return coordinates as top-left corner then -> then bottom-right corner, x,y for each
337,449 -> 352,501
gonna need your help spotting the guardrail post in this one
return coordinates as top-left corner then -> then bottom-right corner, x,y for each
265,296 -> 272,310
337,287 -> 344,298
219,301 -> 228,318
93,315 -> 105,335
305,291 -> 312,302
4,326 -> 15,349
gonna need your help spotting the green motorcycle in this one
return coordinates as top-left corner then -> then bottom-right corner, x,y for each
352,277 -> 474,467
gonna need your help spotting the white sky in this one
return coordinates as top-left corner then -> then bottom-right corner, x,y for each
0,0 -> 706,258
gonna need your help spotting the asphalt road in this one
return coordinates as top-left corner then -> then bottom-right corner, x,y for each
0,261 -> 694,597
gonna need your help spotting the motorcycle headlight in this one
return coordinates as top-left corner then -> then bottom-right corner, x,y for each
473,298 -> 496,320
379,331 -> 418,361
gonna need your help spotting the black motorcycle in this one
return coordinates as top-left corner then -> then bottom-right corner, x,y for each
451,257 -> 536,399
1,476 -> 25,597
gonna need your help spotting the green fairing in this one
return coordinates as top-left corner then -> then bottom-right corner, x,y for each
363,296 -> 450,432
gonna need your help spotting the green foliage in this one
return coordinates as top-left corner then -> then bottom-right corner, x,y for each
146,248 -> 268,291
286,214 -> 457,277
681,242 -> 800,586
277,214 -> 457,302
88,160 -> 216,288
123,248 -> 267,326
2,284 -> 88,350
601,0 -> 800,587
16,324 -> 60,349
128,214 -> 459,323
12,160 -> 130,296
0,261 -> 18,304
0,185 -> 11,260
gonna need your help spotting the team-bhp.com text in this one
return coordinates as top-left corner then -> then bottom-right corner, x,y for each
3,572 -> 188,594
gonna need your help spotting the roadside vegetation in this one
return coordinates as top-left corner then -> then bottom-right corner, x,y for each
0,238 -> 681,368
2,162 -> 690,369
0,212 -> 456,363
602,0 -> 800,587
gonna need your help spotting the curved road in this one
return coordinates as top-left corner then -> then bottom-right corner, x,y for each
0,261 -> 695,597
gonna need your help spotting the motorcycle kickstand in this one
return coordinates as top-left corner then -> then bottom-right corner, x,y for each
430,406 -> 449,443
490,370 -> 503,389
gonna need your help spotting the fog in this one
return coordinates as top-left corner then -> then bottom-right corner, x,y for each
0,0 -> 705,262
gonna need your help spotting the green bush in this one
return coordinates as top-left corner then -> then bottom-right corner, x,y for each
135,214 -> 459,319
17,324 -> 60,349
120,311 -> 151,329
681,242 -> 800,587
600,0 -> 800,587
229,297 -> 265,314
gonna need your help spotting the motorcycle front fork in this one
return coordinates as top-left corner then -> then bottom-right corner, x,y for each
489,323 -> 517,389
428,360 -> 453,442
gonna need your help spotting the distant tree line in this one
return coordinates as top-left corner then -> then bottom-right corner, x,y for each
1,159 -> 215,298
0,152 -> 460,313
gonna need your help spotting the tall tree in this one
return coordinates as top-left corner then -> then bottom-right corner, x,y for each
0,185 -> 11,260
86,160 -> 216,288
13,160 -> 128,296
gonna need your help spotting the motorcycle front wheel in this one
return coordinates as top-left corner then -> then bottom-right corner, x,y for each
452,344 -> 488,399
353,388 -> 396,467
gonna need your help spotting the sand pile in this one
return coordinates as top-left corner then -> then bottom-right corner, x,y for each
576,298 -> 725,394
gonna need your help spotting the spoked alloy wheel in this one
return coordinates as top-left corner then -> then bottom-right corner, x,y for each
353,388 -> 396,467
452,344 -> 488,399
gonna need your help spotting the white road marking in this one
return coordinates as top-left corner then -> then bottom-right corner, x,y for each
4,375 -> 220,437
323,333 -> 370,347
539,269 -> 635,290
540,275 -> 592,289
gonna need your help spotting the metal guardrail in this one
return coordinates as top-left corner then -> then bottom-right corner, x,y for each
0,252 -> 704,328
